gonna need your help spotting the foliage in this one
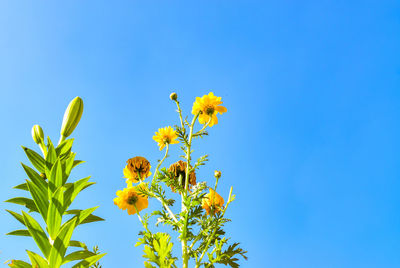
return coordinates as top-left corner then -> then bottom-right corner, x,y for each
5,97 -> 106,267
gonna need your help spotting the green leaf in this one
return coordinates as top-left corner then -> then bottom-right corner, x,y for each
65,208 -> 104,225
22,211 -> 51,258
26,180 -> 48,221
21,163 -> 47,195
26,250 -> 49,268
55,138 -> 74,158
47,187 -> 64,239
45,137 -> 57,166
69,240 -> 88,250
21,146 -> 45,173
6,229 -> 30,236
71,253 -> 106,268
73,160 -> 85,168
48,159 -> 63,192
5,197 -> 38,212
63,176 -> 91,211
48,218 -> 77,268
62,250 -> 96,264
5,260 -> 32,268
5,210 -> 25,225
13,183 -> 29,191
62,152 -> 76,184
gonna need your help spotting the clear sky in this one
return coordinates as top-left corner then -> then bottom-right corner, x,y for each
0,1 -> 399,267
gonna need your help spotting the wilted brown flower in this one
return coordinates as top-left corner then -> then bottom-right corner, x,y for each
168,160 -> 196,192
123,156 -> 152,183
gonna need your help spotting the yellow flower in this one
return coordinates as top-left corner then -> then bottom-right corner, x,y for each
153,126 -> 179,150
168,160 -> 197,192
202,188 -> 224,215
123,156 -> 152,183
114,183 -> 149,215
192,92 -> 227,127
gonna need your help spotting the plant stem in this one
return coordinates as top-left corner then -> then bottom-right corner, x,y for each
174,100 -> 184,128
181,112 -> 200,268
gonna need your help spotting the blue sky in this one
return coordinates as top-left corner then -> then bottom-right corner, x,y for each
0,1 -> 399,267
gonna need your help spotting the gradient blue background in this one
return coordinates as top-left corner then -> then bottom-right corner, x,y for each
0,1 -> 399,267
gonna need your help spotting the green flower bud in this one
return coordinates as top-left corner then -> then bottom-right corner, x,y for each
60,96 -> 84,138
214,170 -> 222,179
170,92 -> 178,101
31,125 -> 44,144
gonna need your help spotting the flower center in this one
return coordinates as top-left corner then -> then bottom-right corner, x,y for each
163,136 -> 171,144
127,193 -> 138,205
205,105 -> 215,115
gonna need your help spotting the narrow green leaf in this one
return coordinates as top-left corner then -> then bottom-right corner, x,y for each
47,187 -> 64,239
21,163 -> 47,195
13,183 -> 29,191
26,250 -> 49,268
48,159 -> 63,192
63,176 -> 91,211
26,180 -> 48,221
46,137 -> 57,166
21,146 -> 45,173
22,211 -> 51,258
69,240 -> 88,250
55,138 -> 74,158
62,152 -> 76,184
65,209 -> 104,225
63,207 -> 99,227
5,210 -> 25,225
71,253 -> 106,268
6,229 -> 30,236
48,218 -> 77,268
5,197 -> 38,212
5,260 -> 32,268
72,160 -> 85,168
62,250 -> 96,264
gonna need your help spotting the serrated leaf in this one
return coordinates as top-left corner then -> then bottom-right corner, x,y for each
6,229 -> 30,236
48,218 -> 77,268
47,187 -> 64,239
22,146 -> 45,173
26,180 -> 48,221
62,250 -> 96,264
26,250 -> 49,268
71,253 -> 106,268
22,211 -> 51,258
5,197 -> 38,213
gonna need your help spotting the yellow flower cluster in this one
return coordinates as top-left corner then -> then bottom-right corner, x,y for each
115,92 -> 227,216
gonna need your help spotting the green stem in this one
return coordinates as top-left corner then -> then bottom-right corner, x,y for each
58,135 -> 65,146
195,187 -> 234,268
181,112 -> 200,268
134,204 -> 150,233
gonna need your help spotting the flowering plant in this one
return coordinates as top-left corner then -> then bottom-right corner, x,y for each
5,97 -> 105,267
114,92 -> 247,267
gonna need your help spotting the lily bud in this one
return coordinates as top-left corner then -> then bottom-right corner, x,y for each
169,92 -> 178,101
60,96 -> 84,138
31,125 -> 44,144
214,170 -> 222,179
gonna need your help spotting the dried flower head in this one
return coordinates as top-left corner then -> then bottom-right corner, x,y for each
114,183 -> 148,215
192,92 -> 227,127
168,160 -> 197,192
202,188 -> 224,215
123,156 -> 152,183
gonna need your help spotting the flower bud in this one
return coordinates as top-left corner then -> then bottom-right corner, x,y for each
60,96 -> 84,138
31,125 -> 44,144
214,170 -> 222,179
169,92 -> 178,101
